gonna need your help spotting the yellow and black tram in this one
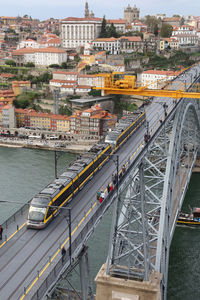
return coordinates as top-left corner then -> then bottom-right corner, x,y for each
26,109 -> 146,229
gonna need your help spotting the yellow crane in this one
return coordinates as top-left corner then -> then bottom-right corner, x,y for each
93,72 -> 200,99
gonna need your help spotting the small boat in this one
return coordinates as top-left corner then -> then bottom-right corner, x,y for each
177,207 -> 200,226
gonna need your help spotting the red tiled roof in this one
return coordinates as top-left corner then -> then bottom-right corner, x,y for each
13,47 -> 66,55
46,38 -> 61,44
142,70 -> 180,76
78,74 -> 94,78
62,17 -> 102,22
0,73 -> 14,78
107,19 -> 126,24
120,36 -> 142,42
50,79 -> 76,83
94,37 -> 118,42
53,71 -> 78,75
77,85 -> 91,89
61,85 -> 74,88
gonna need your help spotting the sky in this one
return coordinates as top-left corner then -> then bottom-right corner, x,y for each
1,0 -> 200,21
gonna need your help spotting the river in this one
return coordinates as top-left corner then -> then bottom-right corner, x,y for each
0,146 -> 199,299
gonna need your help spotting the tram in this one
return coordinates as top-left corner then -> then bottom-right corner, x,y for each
26,109 -> 146,229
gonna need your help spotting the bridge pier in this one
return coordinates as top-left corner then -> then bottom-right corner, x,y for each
95,264 -> 162,300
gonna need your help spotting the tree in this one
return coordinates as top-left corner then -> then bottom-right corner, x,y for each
61,62 -> 67,69
5,59 -> 16,66
160,24 -> 173,37
154,23 -> 159,36
25,62 -> 35,67
85,65 -> 91,71
173,14 -> 180,17
107,23 -> 118,38
38,72 -> 53,83
49,64 -> 60,69
59,105 -> 72,116
99,16 -> 107,38
144,15 -> 160,33
13,91 -> 41,109
88,89 -> 101,97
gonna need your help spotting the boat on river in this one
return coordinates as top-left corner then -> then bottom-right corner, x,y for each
177,207 -> 200,226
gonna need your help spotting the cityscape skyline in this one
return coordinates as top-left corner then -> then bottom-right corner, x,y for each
1,0 -> 200,21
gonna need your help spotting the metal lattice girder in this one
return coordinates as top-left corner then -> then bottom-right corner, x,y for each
107,98 -> 200,299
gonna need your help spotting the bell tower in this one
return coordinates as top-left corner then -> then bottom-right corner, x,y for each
85,2 -> 89,18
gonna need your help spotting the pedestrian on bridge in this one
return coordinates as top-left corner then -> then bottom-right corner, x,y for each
61,246 -> 66,263
96,191 -> 101,201
0,225 -> 3,240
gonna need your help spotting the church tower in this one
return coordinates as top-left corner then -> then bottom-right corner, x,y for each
85,2 -> 89,18
124,4 -> 140,23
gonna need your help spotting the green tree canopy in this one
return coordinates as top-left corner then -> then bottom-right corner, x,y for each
61,62 -> 67,69
107,23 -> 119,38
5,59 -> 16,66
99,16 -> 107,38
49,64 -> 60,69
160,23 -> 173,37
25,62 -> 35,67
13,91 -> 41,109
144,15 -> 160,33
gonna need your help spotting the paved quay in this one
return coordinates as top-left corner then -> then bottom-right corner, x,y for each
0,138 -> 94,154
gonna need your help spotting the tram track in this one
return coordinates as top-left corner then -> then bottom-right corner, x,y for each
0,213 -> 70,297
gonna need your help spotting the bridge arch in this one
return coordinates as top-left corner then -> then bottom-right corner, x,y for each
107,99 -> 200,300
156,100 -> 200,297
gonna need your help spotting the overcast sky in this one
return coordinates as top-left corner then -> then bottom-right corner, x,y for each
1,0 -> 199,21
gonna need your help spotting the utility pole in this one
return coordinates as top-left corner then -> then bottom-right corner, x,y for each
54,88 -> 59,115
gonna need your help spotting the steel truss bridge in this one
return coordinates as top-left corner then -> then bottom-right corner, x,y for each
0,64 -> 200,300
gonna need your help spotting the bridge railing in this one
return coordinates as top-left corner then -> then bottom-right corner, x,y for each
2,202 -> 29,230
20,188 -> 117,300
18,95 -> 188,300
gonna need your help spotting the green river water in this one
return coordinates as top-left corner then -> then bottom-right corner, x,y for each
0,147 -> 199,299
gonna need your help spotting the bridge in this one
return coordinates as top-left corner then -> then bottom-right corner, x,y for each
0,64 -> 200,300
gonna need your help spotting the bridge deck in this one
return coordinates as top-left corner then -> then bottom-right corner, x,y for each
0,64 -> 200,299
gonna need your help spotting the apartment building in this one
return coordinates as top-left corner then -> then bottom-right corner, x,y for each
119,36 -> 143,53
140,70 -> 180,89
131,20 -> 147,32
12,47 -> 67,66
1,105 -> 15,128
50,71 -> 104,95
17,39 -> 42,49
92,36 -> 143,54
92,37 -> 120,54
70,104 -> 117,136
15,108 -> 70,132
12,81 -> 31,96
172,25 -> 199,46
0,89 -> 15,106
159,37 -> 179,51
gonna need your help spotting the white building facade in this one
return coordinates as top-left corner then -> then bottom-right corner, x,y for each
92,37 -> 120,54
172,25 -> 199,46
12,47 -> 67,66
61,17 -> 102,49
140,70 -> 180,89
